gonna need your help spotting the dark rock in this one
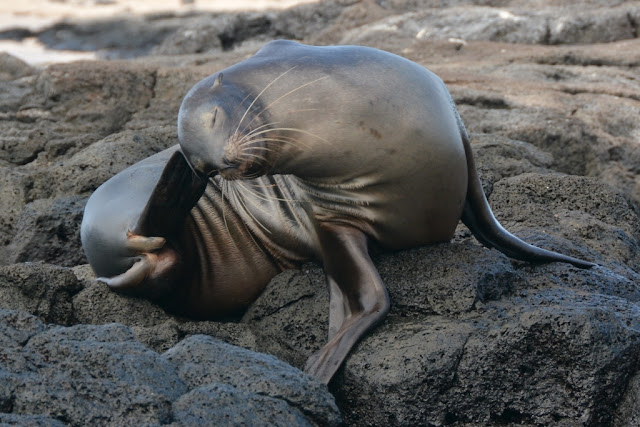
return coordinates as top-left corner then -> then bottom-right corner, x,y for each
0,55 -> 35,122
377,242 -> 523,316
336,289 -> 640,425
165,335 -> 341,426
488,173 -> 640,268
0,414 -> 66,426
124,67 -> 210,130
613,369 -> 640,426
0,53 -> 35,81
547,5 -> 639,45
171,383 -> 314,426
72,281 -> 173,327
132,317 -> 260,354
27,126 -> 177,200
446,48 -> 640,205
0,61 -> 156,171
273,0 -> 364,43
238,171 -> 640,426
36,15 -> 186,59
9,316 -> 186,425
0,166 -> 31,253
5,195 -> 87,267
0,76 -> 34,115
466,133 -> 554,195
0,309 -> 339,426
72,266 -> 266,354
0,263 -> 82,325
242,268 -> 329,368
29,61 -> 155,133
0,27 -> 33,42
341,4 -> 640,46
151,15 -> 228,56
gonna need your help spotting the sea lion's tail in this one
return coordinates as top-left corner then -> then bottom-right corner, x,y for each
457,123 -> 595,269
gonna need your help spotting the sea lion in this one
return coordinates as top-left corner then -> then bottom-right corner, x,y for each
82,40 -> 594,384
80,146 -> 287,318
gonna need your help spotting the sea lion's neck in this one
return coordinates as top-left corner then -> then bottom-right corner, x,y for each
173,182 -> 283,319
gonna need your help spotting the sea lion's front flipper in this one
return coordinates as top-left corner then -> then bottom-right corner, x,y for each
135,150 -> 208,237
304,223 -> 390,384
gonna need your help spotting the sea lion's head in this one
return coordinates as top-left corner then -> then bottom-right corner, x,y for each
178,73 -> 273,180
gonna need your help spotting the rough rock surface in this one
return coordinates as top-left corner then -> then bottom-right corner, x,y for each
1,0 -> 640,425
0,308 -> 339,426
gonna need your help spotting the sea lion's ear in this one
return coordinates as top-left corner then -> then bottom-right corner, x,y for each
135,150 -> 208,237
212,73 -> 223,89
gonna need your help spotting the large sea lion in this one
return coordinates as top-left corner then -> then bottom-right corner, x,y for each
82,40 -> 594,384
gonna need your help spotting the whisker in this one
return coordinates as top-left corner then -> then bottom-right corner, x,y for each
240,152 -> 269,163
236,122 -> 277,144
239,179 -> 300,204
243,76 -> 329,132
221,179 -> 230,236
238,128 -> 318,149
266,127 -> 330,143
272,175 -> 303,227
245,121 -> 280,137
235,121 -> 283,147
236,137 -> 302,152
244,182 -> 278,188
234,181 -> 272,234
226,184 -> 270,254
241,145 -> 277,153
239,145 -> 280,154
235,67 -> 298,136
246,135 -> 302,144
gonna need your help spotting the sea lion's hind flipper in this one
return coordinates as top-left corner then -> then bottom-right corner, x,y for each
304,223 -> 390,383
135,150 -> 208,237
460,200 -> 594,268
459,131 -> 595,269
98,255 -> 151,291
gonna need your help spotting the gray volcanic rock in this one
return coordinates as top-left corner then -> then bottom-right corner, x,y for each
242,268 -> 330,368
152,13 -> 275,55
72,275 -> 261,354
340,3 -> 640,46
166,335 -> 341,426
30,126 -> 177,200
6,195 -> 87,267
0,309 -> 339,426
614,369 -> 640,426
3,61 -> 156,165
35,14 -> 189,59
0,0 -> 639,425
0,53 -> 35,82
0,263 -> 83,325
337,287 -> 640,425
0,414 -> 66,426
